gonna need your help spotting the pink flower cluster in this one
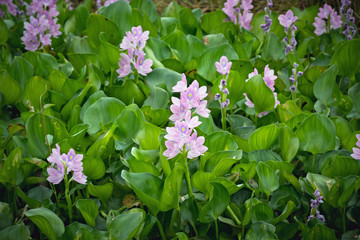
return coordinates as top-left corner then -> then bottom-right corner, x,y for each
351,134 -> 360,160
21,0 -> 61,51
0,0 -> 21,17
163,74 -> 210,159
244,65 -> 280,117
313,4 -> 342,36
47,144 -> 87,185
222,0 -> 253,31
215,56 -> 232,108
117,26 -> 153,77
96,0 -> 130,9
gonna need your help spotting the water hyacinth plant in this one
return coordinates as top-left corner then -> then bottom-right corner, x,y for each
0,0 -> 360,239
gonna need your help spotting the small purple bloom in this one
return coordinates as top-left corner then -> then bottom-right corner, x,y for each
116,53 -> 132,78
134,51 -> 153,76
222,88 -> 229,94
297,71 -> 303,77
216,56 -> 232,75
351,134 -> 360,160
318,4 -> 332,19
215,93 -> 221,101
278,10 -> 297,28
290,85 -> 296,92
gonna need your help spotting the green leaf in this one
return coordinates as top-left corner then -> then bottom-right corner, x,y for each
22,76 -> 48,111
114,104 -> 145,150
146,67 -> 182,93
0,18 -> 9,44
142,85 -> 169,109
26,114 -> 68,159
306,173 -> 335,198
136,122 -> 163,150
61,84 -> 91,120
22,52 -> 59,78
87,182 -> 113,207
249,124 -> 279,151
25,208 -> 65,240
295,114 -> 336,155
256,162 -> 279,196
159,163 -> 184,211
321,155 -> 360,178
8,56 -> 34,90
330,39 -> 360,77
245,221 -> 278,240
245,75 -> 275,115
67,53 -> 97,73
76,199 -> 99,227
179,8 -> 198,35
109,211 -> 145,240
27,186 -> 53,203
270,200 -> 296,225
330,116 -> 353,151
82,156 -> 106,180
0,147 -> 21,187
80,91 -> 107,121
121,170 -> 162,215
251,202 -> 273,223
197,43 -> 238,83
204,131 -> 238,153
98,33 -> 120,74
83,97 -> 126,135
162,30 -> 190,63
199,182 -> 230,223
100,0 -> 132,39
86,13 -> 122,49
313,64 -> 338,107
303,224 -> 336,240
279,124 -> 299,162
180,197 -> 199,234
0,223 -> 30,240
0,70 -> 22,107
48,70 -> 67,93
191,171 -> 215,196
261,32 -> 285,61
200,10 -> 226,34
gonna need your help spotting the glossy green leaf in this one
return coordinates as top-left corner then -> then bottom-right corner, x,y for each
191,171 -> 215,196
269,184 -> 301,212
270,200 -> 296,225
179,8 -> 198,35
141,105 -> 170,126
142,85 -> 169,109
0,70 -> 22,107
79,91 -> 107,121
295,114 -> 336,155
48,70 -> 67,93
200,10 -> 226,34
306,173 -> 335,198
61,84 -> 91,120
27,186 -> 53,203
0,147 -> 21,187
146,67 -> 182,93
249,124 -> 279,151
8,56 -> 34,89
245,221 -> 278,240
22,52 -> 59,78
83,97 -> 126,135
136,122 -> 163,150
303,224 -> 336,240
204,131 -> 238,153
26,113 -> 68,159
0,18 -> 9,44
22,76 -> 48,111
114,104 -> 145,150
76,199 -> 98,227
321,155 -> 360,178
98,33 -> 120,74
251,202 -> 273,223
87,182 -> 113,207
82,156 -> 106,180
86,13 -> 122,48
127,157 -> 160,176
180,196 -> 199,234
245,75 -> 275,115
330,39 -> 360,77
256,162 -> 279,196
162,30 -> 190,63
100,0 -> 132,39
0,223 -> 30,240
279,124 -> 299,162
109,211 -> 145,240
330,117 -> 353,151
25,208 -> 65,240
199,182 -> 230,223
159,163 -> 184,211
197,43 -> 238,83
121,170 -> 162,214
67,53 -> 97,73
261,32 -> 284,61
313,64 -> 338,107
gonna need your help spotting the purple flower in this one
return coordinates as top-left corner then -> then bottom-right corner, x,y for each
120,25 -> 149,52
215,93 -> 221,101
134,51 -> 153,76
170,97 -> 188,122
318,4 -> 332,19
313,17 -> 327,36
0,0 -> 20,16
163,140 -> 181,159
186,130 -> 208,159
330,10 -> 342,30
351,134 -> 360,160
47,144 -> 86,185
21,32 -> 40,51
263,64 -> 276,91
195,100 -> 210,118
221,99 -> 230,108
290,85 -> 296,92
238,10 -> 253,30
222,88 -> 229,94
216,56 -> 232,75
116,53 -> 132,78
173,74 -> 188,92
240,0 -> 253,11
308,189 -> 325,222
220,79 -> 227,87
297,71 -> 303,77
278,10 -> 297,28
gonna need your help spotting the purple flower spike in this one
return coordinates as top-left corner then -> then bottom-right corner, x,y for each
134,52 -> 153,76
215,93 -> 221,100
216,56 -> 232,75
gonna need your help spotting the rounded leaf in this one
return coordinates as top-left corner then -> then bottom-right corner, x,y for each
249,124 -> 279,151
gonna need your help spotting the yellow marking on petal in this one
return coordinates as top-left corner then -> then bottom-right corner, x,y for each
181,127 -> 185,132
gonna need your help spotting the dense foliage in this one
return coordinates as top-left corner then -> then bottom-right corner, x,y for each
0,0 -> 360,239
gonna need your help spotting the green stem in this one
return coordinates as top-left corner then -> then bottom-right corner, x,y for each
183,151 -> 194,198
64,172 -> 73,223
221,106 -> 227,130
227,205 -> 241,225
342,208 -> 346,233
155,215 -> 166,240
214,219 -> 219,240
312,154 -> 316,173
134,70 -> 139,84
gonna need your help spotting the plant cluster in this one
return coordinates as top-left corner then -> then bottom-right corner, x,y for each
0,0 -> 359,239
